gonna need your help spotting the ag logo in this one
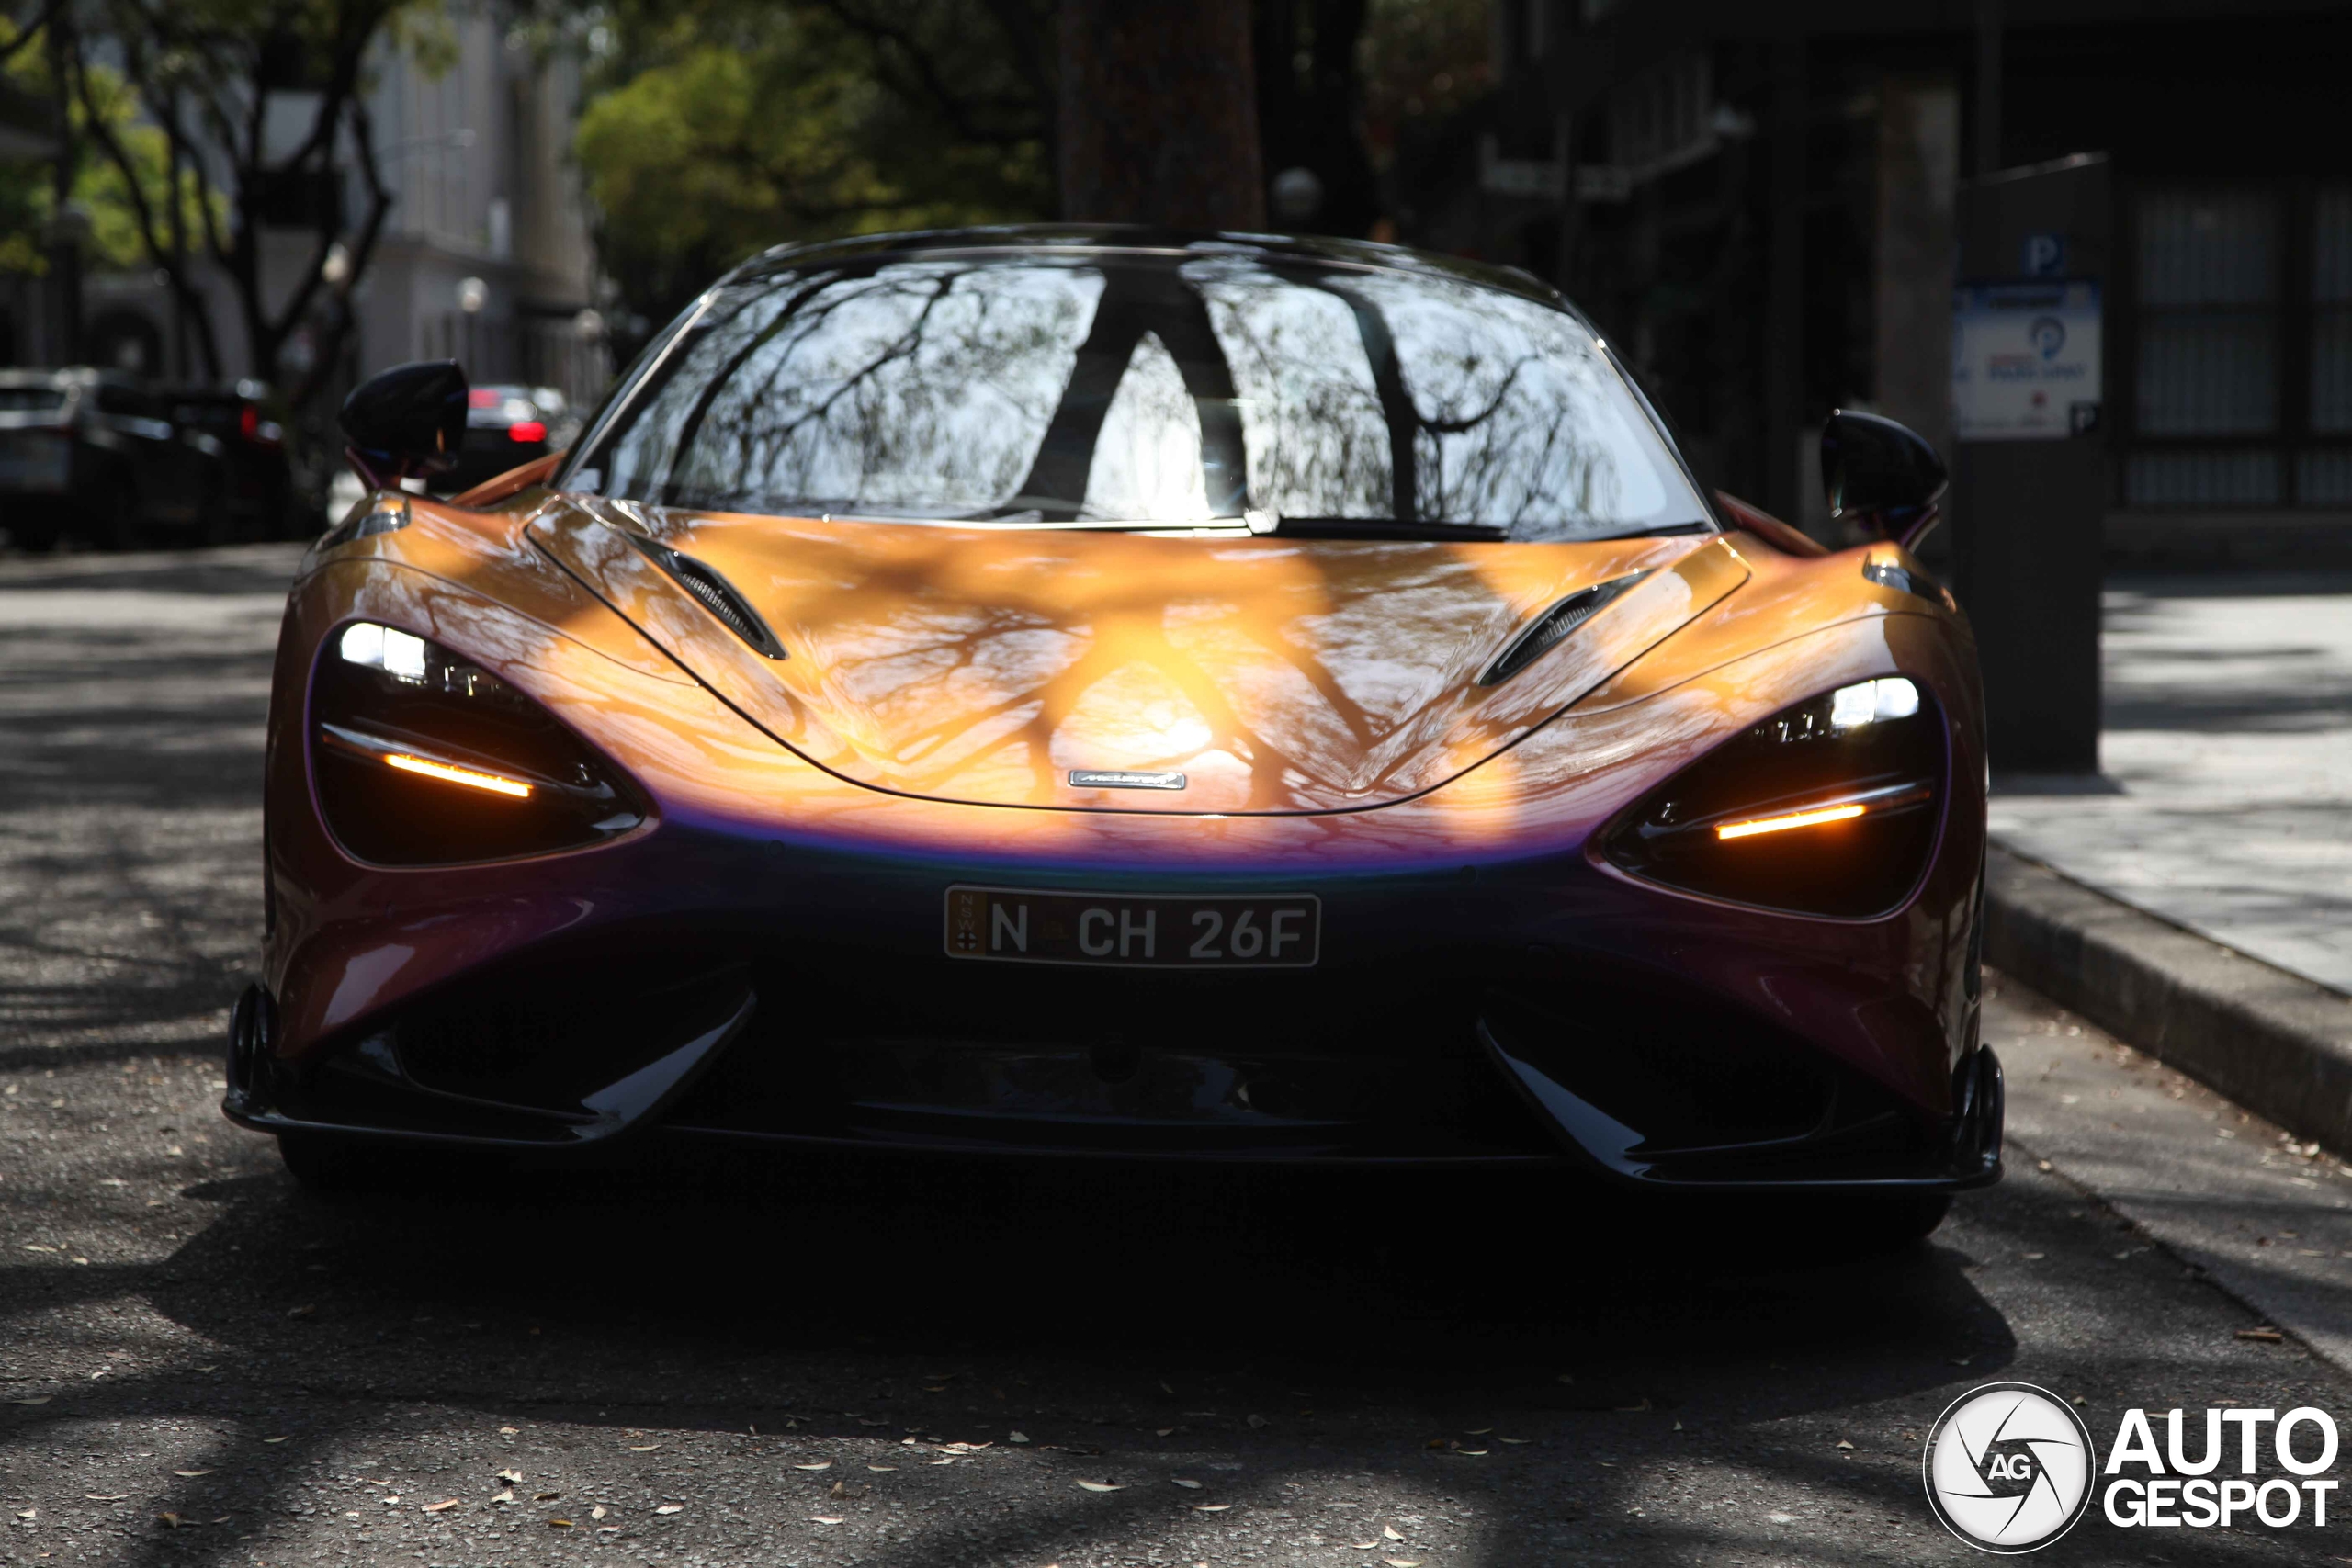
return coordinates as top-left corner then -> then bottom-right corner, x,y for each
1924,1382 -> 2095,1553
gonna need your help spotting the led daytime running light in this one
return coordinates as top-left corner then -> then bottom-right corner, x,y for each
382,752 -> 533,799
1715,802 -> 1867,841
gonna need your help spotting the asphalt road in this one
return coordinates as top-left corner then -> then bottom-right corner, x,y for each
6,544 -> 2351,1567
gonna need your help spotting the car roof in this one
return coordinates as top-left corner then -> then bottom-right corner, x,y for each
729,224 -> 1574,314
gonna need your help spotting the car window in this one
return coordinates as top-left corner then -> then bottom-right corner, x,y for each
96,385 -> 157,418
573,250 -> 1707,542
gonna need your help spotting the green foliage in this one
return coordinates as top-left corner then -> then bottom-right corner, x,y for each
0,18 -> 217,278
571,1 -> 1050,332
1359,0 -> 1493,169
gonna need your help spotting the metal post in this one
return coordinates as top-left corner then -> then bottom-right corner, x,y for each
1764,30 -> 1806,522
166,86 -> 187,381
44,7 -> 81,367
1975,0 -> 2003,178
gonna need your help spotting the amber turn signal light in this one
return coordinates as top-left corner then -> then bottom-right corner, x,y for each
382,752 -> 533,800
1715,802 -> 1867,841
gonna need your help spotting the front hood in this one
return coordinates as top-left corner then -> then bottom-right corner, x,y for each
531,502 -> 1748,813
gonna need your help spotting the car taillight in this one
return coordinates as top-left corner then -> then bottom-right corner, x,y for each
509,420 -> 547,444
1600,677 -> 1945,919
239,403 -> 258,440
310,621 -> 648,865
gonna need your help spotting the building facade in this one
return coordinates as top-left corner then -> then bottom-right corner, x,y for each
1476,0 -> 2352,565
6,3 -> 606,408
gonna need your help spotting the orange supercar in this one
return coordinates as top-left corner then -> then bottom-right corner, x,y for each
226,228 -> 1997,1241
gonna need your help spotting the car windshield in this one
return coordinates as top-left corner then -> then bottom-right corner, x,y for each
567,248 -> 1708,542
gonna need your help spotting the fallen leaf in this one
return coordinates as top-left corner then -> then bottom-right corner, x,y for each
1193,1503 -> 1232,1512
489,1490 -> 514,1506
1245,1414 -> 1268,1429
1498,1437 -> 1530,1445
209,1516 -> 230,1525
286,1304 -> 315,1320
654,1504 -> 684,1515
1171,1479 -> 1203,1490
422,1500 -> 459,1514
1454,1448 -> 1488,1457
13,1509 -> 34,1520
867,1465 -> 897,1472
261,1436 -> 288,1444
1076,1481 -> 1125,1493
809,1515 -> 845,1525
83,1495 -> 129,1502
1352,1544 -> 1376,1551
828,1482 -> 866,1500
927,1457 -> 956,1466
1383,1559 -> 1421,1567
1383,1524 -> 1405,1540
495,1469 -> 522,1484
1008,1431 -> 1031,1444
549,1518 -> 574,1529
534,1491 -> 561,1502
1836,1440 -> 1855,1451
172,1470 -> 211,1478
794,1461 -> 832,1472
157,1513 -> 180,1528
20,1244 -> 54,1253
1463,1427 -> 1492,1436
1155,1427 -> 1175,1437
498,1427 -> 517,1436
628,1444 -> 662,1452
2236,1327 -> 2285,1343
591,1506 -> 607,1520
6,1397 -> 51,1406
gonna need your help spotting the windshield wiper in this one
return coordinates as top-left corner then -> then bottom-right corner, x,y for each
1267,516 -> 1511,542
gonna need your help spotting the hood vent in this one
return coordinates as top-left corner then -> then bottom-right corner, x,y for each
1477,570 -> 1651,687
627,535 -> 787,660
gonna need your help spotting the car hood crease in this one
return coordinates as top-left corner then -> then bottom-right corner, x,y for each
529,502 -> 1749,814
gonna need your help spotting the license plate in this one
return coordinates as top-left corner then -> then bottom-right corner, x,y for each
944,886 -> 1320,969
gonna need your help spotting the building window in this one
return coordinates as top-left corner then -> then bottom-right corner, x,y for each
2128,186 -> 2352,510
2129,191 -> 2278,505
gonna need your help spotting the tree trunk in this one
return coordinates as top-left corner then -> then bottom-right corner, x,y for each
1058,0 -> 1263,230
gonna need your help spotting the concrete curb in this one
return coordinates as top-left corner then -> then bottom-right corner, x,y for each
1984,842 -> 2352,1158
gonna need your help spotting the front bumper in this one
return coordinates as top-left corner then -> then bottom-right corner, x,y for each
226,908 -> 2001,1190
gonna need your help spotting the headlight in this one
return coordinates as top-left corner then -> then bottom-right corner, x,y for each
1601,677 -> 1943,918
311,621 -> 648,865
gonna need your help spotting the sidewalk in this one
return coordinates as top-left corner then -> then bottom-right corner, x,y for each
1988,571 -> 2352,997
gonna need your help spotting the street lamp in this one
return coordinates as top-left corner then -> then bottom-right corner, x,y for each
456,276 -> 486,372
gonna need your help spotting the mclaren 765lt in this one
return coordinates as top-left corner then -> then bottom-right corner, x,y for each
228,228 -> 1998,1240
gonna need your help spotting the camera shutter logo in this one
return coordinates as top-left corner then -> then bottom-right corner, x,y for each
1923,1382 -> 2095,1553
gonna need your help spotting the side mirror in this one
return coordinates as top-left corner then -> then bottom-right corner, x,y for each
1821,409 -> 1947,547
339,360 -> 468,490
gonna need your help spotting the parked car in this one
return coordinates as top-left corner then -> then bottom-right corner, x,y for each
0,367 -> 230,550
165,381 -> 300,539
235,230 -> 1996,1254
431,383 -> 577,496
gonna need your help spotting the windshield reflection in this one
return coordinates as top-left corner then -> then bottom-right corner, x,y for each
578,246 -> 1707,542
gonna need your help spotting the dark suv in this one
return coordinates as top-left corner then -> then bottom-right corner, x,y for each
0,367 -> 231,550
167,381 -> 303,539
432,383 -> 579,496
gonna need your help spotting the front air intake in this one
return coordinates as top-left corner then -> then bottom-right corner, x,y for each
1478,570 -> 1649,686
628,536 -> 787,660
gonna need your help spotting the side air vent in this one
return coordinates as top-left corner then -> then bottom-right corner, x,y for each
1477,570 -> 1650,686
627,536 -> 787,660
